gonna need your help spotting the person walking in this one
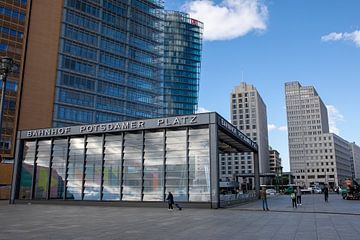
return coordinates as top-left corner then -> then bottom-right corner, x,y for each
296,186 -> 302,206
166,191 -> 174,210
260,188 -> 269,211
291,190 -> 297,208
324,186 -> 329,202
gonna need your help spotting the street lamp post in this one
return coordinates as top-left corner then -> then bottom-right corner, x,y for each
0,57 -> 15,159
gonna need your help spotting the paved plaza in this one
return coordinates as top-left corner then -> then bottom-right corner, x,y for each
1,194 -> 360,240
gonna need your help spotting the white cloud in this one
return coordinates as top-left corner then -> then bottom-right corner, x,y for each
327,105 -> 344,135
196,106 -> 211,113
268,124 -> 276,131
268,124 -> 287,132
183,0 -> 268,41
278,125 -> 288,132
321,30 -> 360,47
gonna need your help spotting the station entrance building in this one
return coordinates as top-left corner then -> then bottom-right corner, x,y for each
11,113 -> 258,208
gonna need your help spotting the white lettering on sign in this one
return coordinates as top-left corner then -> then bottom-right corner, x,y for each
26,127 -> 71,138
219,118 -> 257,150
157,116 -> 197,126
79,121 -> 145,133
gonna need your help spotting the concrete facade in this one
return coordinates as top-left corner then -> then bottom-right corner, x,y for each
285,82 -> 352,188
220,83 -> 269,187
269,146 -> 282,173
350,142 -> 360,179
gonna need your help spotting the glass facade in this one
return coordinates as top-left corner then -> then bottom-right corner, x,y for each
0,0 -> 27,156
54,0 -> 165,126
17,126 -> 210,203
14,113 -> 259,208
163,11 -> 203,116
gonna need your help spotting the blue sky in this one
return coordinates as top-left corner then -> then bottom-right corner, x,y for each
165,0 -> 360,171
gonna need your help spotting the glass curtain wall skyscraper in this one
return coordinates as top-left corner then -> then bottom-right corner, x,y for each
54,0 -> 165,127
18,0 -> 203,140
163,11 -> 203,116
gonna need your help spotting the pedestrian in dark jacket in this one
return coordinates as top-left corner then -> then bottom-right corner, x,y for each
260,188 -> 269,211
324,186 -> 329,202
166,192 -> 174,210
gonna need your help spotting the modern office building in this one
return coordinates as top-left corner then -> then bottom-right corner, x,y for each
269,146 -> 281,173
350,142 -> 360,179
163,11 -> 203,116
0,0 -> 28,158
221,83 -> 269,187
16,0 -> 203,132
285,81 -> 352,187
19,0 -> 166,131
10,112 -> 259,208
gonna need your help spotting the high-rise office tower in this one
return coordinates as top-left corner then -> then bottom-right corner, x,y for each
285,81 -> 352,187
0,0 -> 27,158
19,0 -> 165,131
17,0 -> 203,135
163,11 -> 203,116
269,146 -> 282,173
220,83 -> 269,187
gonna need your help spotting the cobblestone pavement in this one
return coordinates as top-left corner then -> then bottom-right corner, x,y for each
1,194 -> 359,240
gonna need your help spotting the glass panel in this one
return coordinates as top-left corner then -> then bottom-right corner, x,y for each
188,128 -> 210,202
165,130 -> 187,201
84,136 -> 102,200
19,141 -> 36,200
34,140 -> 51,200
66,137 -> 84,200
103,134 -> 122,201
122,132 -> 142,201
50,139 -> 67,199
143,131 -> 164,201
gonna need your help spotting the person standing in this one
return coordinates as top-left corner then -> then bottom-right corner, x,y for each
291,190 -> 297,208
260,188 -> 269,211
324,186 -> 329,202
166,192 -> 174,210
296,186 -> 302,206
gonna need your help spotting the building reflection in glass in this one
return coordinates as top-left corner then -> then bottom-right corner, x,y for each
17,127 -> 211,203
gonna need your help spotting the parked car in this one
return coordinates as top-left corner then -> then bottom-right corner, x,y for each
312,187 -> 322,194
266,189 -> 276,195
300,188 -> 312,194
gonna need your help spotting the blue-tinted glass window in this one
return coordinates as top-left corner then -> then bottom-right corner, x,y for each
103,0 -> 127,16
128,90 -> 153,104
63,40 -> 97,60
65,10 -> 99,31
100,52 -> 125,69
58,88 -> 94,107
0,43 -> 8,52
66,0 -> 100,17
102,12 -> 127,30
57,106 -> 93,122
0,6 -> 26,22
101,25 -> 126,42
96,96 -> 124,113
98,81 -> 124,98
100,38 -> 126,55
0,26 -> 23,39
98,67 -> 125,84
60,72 -> 95,91
62,56 -> 96,75
128,62 -> 153,78
64,25 -> 97,46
